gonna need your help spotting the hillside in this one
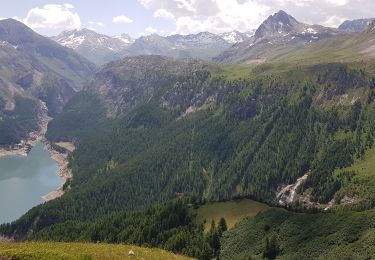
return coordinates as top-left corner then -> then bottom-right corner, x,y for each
220,209 -> 375,259
2,53 -> 375,243
0,242 -> 193,260
0,19 -> 96,146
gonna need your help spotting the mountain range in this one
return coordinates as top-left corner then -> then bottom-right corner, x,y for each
52,29 -> 133,65
52,11 -> 375,66
2,9 -> 375,260
53,29 -> 252,65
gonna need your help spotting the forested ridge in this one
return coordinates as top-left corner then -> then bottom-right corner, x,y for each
2,57 -> 375,259
0,96 -> 40,145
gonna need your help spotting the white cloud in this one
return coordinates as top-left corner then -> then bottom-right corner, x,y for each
88,21 -> 105,27
145,26 -> 158,34
140,0 -> 270,34
276,0 -> 313,7
113,15 -> 133,24
22,4 -> 81,29
325,0 -> 348,6
154,9 -> 175,20
322,15 -> 346,27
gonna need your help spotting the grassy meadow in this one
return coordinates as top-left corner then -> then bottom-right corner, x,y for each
0,242 -> 194,260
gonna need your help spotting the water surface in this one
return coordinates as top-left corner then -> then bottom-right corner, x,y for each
0,144 -> 59,224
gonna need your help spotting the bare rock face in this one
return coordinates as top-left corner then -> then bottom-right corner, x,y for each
277,172 -> 310,206
339,18 -> 375,32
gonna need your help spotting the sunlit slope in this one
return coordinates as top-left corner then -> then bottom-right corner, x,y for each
195,199 -> 271,232
0,242 -> 194,260
269,27 -> 375,65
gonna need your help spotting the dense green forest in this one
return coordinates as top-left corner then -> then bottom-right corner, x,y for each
2,59 -> 375,259
2,198 -> 225,259
221,208 -> 375,259
0,96 -> 40,145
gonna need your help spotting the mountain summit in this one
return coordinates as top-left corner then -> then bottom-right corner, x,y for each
254,10 -> 300,39
214,10 -> 345,63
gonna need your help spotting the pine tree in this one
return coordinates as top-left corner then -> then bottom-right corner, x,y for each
217,217 -> 228,236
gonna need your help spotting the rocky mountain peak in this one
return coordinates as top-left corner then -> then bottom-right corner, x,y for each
254,10 -> 300,39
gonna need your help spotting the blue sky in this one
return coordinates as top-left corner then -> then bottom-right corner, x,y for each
1,0 -> 374,37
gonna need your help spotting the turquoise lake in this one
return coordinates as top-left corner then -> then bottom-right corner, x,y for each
0,144 -> 59,224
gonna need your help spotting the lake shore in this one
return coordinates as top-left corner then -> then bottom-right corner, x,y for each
42,142 -> 75,202
0,146 -> 28,157
0,101 -> 75,202
0,101 -> 50,159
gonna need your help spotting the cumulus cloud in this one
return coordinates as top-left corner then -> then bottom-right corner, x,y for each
145,26 -> 158,34
139,0 -> 375,35
276,0 -> 313,7
22,3 -> 81,30
89,21 -> 105,27
140,0 -> 270,34
112,15 -> 133,24
154,9 -> 175,20
325,0 -> 348,6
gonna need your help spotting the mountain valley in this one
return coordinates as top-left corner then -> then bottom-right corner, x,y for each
1,8 -> 375,260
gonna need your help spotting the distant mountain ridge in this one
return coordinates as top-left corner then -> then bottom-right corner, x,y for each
52,29 -> 253,64
214,10 -> 346,63
339,18 -> 375,32
53,29 -> 133,65
121,32 -> 234,61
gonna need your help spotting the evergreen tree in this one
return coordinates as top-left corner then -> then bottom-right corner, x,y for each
263,235 -> 280,259
217,217 -> 228,236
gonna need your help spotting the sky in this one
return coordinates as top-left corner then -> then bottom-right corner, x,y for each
0,0 -> 374,38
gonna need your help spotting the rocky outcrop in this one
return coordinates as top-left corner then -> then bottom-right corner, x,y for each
339,18 -> 375,32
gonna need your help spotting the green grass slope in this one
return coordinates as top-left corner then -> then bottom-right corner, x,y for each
0,242 -> 193,260
195,199 -> 271,232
